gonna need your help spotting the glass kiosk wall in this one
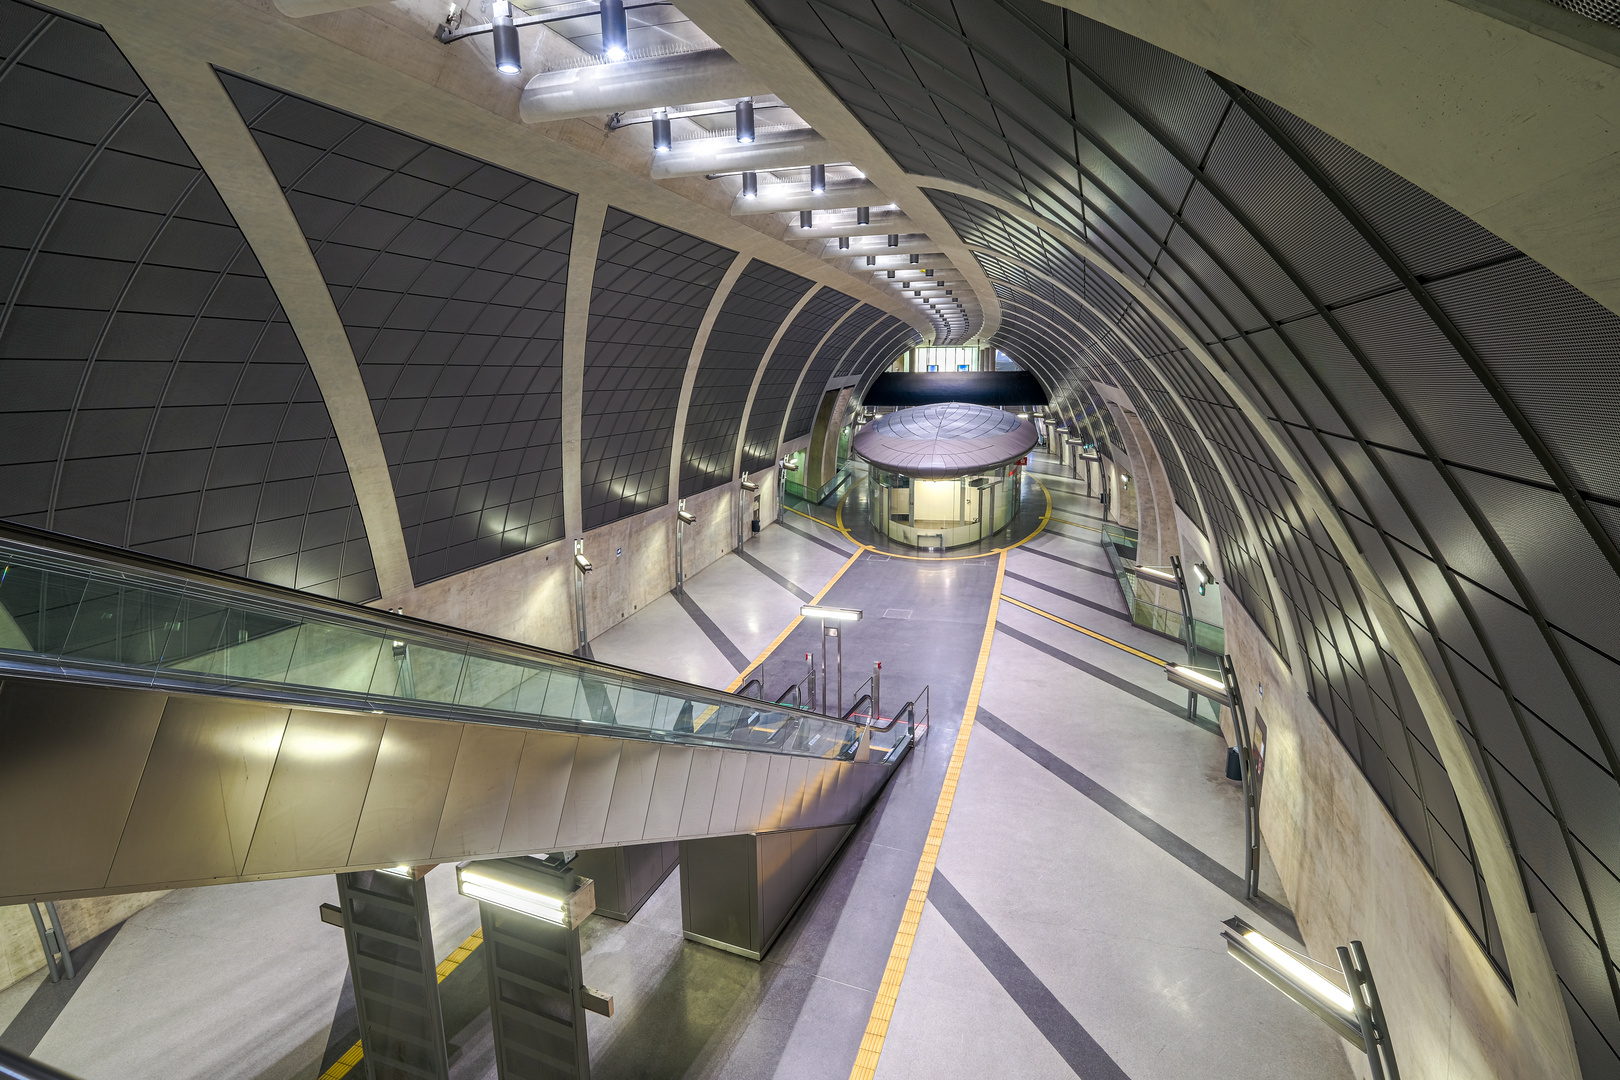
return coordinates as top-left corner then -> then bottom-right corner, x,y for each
867,463 -> 1022,549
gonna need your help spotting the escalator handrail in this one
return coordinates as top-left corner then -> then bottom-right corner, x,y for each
772,682 -> 801,708
0,521 -> 845,737
0,1047 -> 81,1080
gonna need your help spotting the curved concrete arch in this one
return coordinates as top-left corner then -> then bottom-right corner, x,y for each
561,195 -> 612,543
920,174 -> 1579,1078
774,301 -> 865,454
668,254 -> 750,508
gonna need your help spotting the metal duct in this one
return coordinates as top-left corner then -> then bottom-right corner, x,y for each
651,128 -> 832,179
521,50 -> 767,124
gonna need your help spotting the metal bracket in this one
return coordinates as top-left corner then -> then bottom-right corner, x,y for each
29,901 -> 73,982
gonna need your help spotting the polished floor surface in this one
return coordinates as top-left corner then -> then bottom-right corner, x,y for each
1,449 -> 1355,1080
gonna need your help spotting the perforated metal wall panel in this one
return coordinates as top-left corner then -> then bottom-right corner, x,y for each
678,258 -> 812,496
852,322 -> 923,397
582,209 -> 735,528
782,303 -> 883,441
750,0 -> 1620,1062
740,286 -> 858,472
0,3 -> 377,601
220,72 -> 576,585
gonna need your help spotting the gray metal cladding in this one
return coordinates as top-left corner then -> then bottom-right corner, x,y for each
219,72 -> 576,586
782,302 -> 883,441
752,0 -> 1620,1054
581,209 -> 736,528
0,4 -> 377,602
678,258 -> 813,497
853,323 -> 923,397
740,287 -> 858,473
835,314 -> 902,378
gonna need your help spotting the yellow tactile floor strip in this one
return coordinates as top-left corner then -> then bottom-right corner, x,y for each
847,550 -> 1008,1080
726,545 -> 863,693
318,925 -> 485,1080
1000,594 -> 1168,666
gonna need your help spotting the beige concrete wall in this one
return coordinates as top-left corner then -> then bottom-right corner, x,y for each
0,892 -> 167,992
1218,596 -> 1562,1079
377,482 -> 743,655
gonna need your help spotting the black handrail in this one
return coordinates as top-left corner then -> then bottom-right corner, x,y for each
739,676 -> 763,699
773,682 -> 801,708
840,692 -> 873,723
0,1046 -> 82,1080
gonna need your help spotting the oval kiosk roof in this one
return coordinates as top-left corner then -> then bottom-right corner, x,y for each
852,402 -> 1039,479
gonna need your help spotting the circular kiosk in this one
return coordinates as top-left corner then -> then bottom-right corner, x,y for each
852,402 -> 1039,549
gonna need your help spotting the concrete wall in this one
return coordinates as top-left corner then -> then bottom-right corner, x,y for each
0,892 -> 167,992
1218,597 -> 1566,1079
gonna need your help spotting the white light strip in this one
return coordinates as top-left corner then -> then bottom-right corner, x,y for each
1243,930 -> 1356,1016
801,605 -> 862,621
461,871 -> 568,924
1133,564 -> 1178,586
1165,663 -> 1226,695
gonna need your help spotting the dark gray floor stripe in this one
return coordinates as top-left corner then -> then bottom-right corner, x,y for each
737,548 -> 813,602
674,590 -> 751,672
1004,569 -> 1131,623
994,621 -> 1200,726
1016,543 -> 1117,581
781,518 -> 854,557
928,870 -> 1132,1080
975,709 -> 1302,942
0,920 -> 125,1055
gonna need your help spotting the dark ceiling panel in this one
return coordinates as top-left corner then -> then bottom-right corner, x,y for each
220,71 -> 576,586
679,258 -> 813,497
581,208 -> 735,528
740,286 -> 858,474
836,314 -> 905,377
782,303 -> 883,442
0,3 -> 377,602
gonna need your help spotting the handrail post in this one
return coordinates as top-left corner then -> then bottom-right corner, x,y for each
872,660 -> 881,726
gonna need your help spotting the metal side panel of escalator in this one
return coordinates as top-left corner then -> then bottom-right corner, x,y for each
0,523 -> 912,904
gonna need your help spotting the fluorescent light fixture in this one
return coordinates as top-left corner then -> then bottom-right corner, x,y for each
800,209 -> 813,229
677,510 -> 696,524
378,865 -> 414,879
600,0 -> 628,60
801,604 -> 862,621
857,205 -> 870,226
1193,561 -> 1214,595
491,1 -> 521,73
1132,564 -> 1179,587
574,552 -> 593,573
1242,928 -> 1354,1015
1017,412 -> 1030,418
735,98 -> 755,144
740,479 -> 759,491
461,869 -> 568,924
1165,663 -> 1230,705
651,109 -> 671,153
779,457 -> 798,470
838,235 -> 849,249
810,163 -> 825,194
741,170 -> 757,198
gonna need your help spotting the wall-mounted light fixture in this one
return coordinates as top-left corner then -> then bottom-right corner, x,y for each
1192,561 -> 1214,595
810,163 -> 825,194
574,550 -> 594,574
740,171 -> 757,199
457,860 -> 595,928
740,479 -> 759,492
856,206 -> 870,226
492,0 -> 521,73
735,98 -> 755,144
1132,563 -> 1180,588
600,0 -> 628,61
1164,663 -> 1229,705
677,509 -> 696,525
651,108 -> 671,153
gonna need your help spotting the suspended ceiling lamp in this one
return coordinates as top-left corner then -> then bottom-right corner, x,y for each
887,234 -> 899,247
492,1 -> 520,73
601,0 -> 628,61
801,210 -> 813,229
838,236 -> 849,249
735,98 -> 755,144
810,164 -> 825,194
651,109 -> 671,153
857,206 -> 870,226
741,171 -> 757,198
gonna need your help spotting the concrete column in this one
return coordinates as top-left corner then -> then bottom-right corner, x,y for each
733,285 -> 823,482
563,196 -> 610,541
668,254 -> 748,508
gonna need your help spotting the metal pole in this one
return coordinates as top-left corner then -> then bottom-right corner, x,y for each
1223,655 -> 1260,900
819,620 -> 828,716
1338,944 -> 1387,1080
1172,556 -> 1197,721
872,661 -> 881,723
675,499 -> 686,596
574,538 -> 589,658
1350,940 -> 1399,1080
806,651 -> 816,712
836,624 -> 843,717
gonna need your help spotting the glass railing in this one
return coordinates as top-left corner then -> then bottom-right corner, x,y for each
1096,526 -> 1226,659
0,525 -> 867,761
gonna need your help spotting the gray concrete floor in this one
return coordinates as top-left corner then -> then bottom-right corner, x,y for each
3,452 -> 1357,1080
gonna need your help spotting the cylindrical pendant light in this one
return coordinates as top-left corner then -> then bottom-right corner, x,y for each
865,255 -> 876,266
492,1 -> 521,73
838,236 -> 850,249
856,206 -> 870,226
809,164 -> 825,194
909,253 -> 919,264
887,234 -> 899,247
651,109 -> 671,153
735,98 -> 755,144
741,171 -> 757,198
925,268 -> 934,277
886,270 -> 895,278
601,0 -> 628,61
800,210 -> 813,229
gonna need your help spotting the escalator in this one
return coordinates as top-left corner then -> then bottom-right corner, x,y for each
0,523 -> 911,905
